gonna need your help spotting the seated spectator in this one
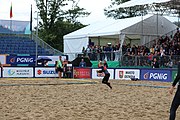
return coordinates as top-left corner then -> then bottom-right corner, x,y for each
166,58 -> 173,68
79,59 -> 86,67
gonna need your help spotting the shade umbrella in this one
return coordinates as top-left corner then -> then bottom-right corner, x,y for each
35,56 -> 52,62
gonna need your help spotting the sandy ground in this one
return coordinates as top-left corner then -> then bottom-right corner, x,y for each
0,78 -> 179,120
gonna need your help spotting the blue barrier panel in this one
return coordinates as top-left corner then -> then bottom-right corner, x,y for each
140,68 -> 171,82
6,55 -> 36,65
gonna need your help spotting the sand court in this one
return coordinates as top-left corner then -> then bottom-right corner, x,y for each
0,78 -> 179,120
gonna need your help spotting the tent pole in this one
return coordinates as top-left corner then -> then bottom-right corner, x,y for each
98,36 -> 100,46
156,13 -> 159,45
141,6 -> 144,46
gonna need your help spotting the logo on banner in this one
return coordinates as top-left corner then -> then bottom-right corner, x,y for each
37,69 -> 56,75
144,72 -> 149,79
119,71 -> 124,78
143,72 -> 168,80
8,69 -> 16,76
7,56 -> 35,64
10,57 -> 16,63
37,70 -> 42,75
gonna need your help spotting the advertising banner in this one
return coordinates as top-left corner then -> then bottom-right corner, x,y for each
140,69 -> 171,82
73,68 -> 91,79
115,69 -> 140,80
35,67 -> 58,77
3,67 -> 33,77
92,69 -> 114,79
6,55 -> 36,65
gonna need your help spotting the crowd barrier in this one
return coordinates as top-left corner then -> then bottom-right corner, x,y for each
0,67 -> 177,82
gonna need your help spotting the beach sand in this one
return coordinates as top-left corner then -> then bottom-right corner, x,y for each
0,78 -> 179,120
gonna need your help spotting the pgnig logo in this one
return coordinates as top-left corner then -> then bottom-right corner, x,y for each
143,72 -> 149,79
10,57 -> 16,63
143,72 -> 168,80
8,69 -> 16,76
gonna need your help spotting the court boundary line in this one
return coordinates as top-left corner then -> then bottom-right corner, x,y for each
117,83 -> 170,88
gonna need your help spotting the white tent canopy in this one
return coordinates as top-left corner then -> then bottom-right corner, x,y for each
114,0 -> 171,9
64,14 -> 177,60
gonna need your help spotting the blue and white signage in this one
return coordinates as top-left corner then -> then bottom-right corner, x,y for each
3,67 -> 33,77
7,56 -> 36,65
140,69 -> 171,82
35,67 -> 58,77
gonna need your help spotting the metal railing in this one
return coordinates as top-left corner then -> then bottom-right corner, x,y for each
32,33 -> 63,55
66,51 -> 180,68
121,55 -> 180,68
68,51 -> 122,61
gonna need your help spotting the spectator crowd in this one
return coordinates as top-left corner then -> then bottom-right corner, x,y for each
82,28 -> 180,68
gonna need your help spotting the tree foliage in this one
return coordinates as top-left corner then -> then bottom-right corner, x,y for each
35,0 -> 90,51
104,0 -> 149,19
104,0 -> 180,19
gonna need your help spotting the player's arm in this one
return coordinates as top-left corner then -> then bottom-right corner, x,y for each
169,62 -> 180,94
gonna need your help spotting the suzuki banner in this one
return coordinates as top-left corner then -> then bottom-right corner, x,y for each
140,69 -> 171,82
35,67 -> 58,77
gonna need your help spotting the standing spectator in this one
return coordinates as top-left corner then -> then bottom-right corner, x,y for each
160,47 -> 166,67
79,59 -> 86,68
85,45 -> 92,59
152,57 -> 159,68
104,43 -> 112,61
82,46 -> 86,57
56,56 -> 63,78
63,59 -> 68,78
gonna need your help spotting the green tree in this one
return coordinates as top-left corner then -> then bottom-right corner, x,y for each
104,0 -> 179,19
35,0 -> 90,51
104,0 -> 148,19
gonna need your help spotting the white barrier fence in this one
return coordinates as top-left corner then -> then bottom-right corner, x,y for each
0,67 -> 175,82
0,67 -> 141,80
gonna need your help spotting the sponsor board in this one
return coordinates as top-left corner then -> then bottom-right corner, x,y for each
92,69 -> 114,79
115,69 -> 140,80
35,67 -> 58,77
73,68 -> 91,79
7,56 -> 36,65
140,69 -> 171,82
3,67 -> 33,77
